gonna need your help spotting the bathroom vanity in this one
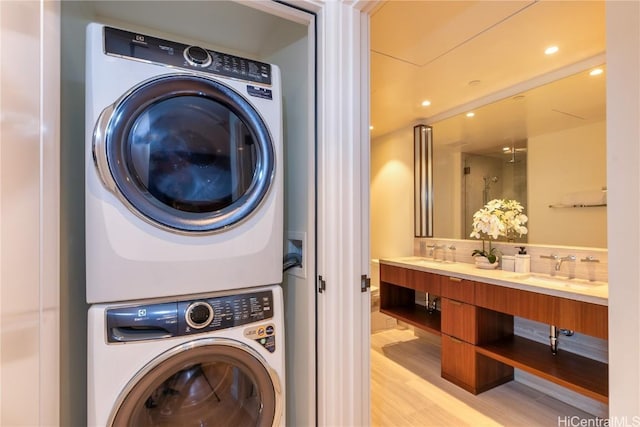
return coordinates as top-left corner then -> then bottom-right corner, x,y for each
379,257 -> 608,403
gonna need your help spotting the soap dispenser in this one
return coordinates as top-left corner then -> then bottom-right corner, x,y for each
515,247 -> 530,273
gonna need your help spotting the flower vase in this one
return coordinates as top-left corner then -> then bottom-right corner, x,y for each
474,256 -> 499,270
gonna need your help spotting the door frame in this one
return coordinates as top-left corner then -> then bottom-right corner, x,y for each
249,1 -> 374,424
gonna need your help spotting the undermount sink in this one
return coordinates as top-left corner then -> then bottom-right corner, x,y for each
396,256 -> 454,267
510,273 -> 606,290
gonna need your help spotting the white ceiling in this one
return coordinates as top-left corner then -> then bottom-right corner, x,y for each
370,0 -> 606,152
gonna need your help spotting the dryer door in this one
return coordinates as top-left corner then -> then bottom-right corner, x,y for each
94,74 -> 275,234
109,338 -> 282,427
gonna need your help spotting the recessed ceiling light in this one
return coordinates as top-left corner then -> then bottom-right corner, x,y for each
545,45 -> 559,55
421,100 -> 431,107
466,112 -> 475,118
590,68 -> 604,76
369,125 -> 374,130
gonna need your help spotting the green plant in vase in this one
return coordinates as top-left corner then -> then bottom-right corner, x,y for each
471,240 -> 499,263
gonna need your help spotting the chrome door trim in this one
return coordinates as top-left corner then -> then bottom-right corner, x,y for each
92,73 -> 276,234
107,337 -> 283,427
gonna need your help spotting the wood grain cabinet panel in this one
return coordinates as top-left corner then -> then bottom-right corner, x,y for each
414,270 -> 441,294
380,264 -> 414,289
379,264 -> 441,335
477,336 -> 608,403
441,335 -> 475,388
380,264 -> 441,295
440,276 -> 475,304
474,282 -> 608,339
441,298 -> 476,343
441,335 -> 513,394
558,299 -> 608,340
380,262 -> 608,401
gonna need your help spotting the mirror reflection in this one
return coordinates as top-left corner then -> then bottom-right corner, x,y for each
370,1 -> 607,254
430,65 -> 606,248
461,149 -> 528,243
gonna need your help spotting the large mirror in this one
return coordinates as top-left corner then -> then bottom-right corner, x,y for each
370,1 -> 607,251
429,64 -> 607,248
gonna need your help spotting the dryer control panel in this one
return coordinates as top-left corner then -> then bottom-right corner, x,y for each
103,26 -> 272,85
106,290 -> 274,343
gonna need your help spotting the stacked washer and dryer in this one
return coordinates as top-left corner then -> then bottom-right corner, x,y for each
85,23 -> 285,426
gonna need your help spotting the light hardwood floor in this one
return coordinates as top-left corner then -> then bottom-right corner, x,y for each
371,327 -> 599,426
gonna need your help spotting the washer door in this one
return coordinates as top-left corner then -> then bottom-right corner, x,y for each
94,74 -> 275,234
109,339 -> 282,427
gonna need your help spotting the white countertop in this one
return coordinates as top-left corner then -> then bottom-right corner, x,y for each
379,256 -> 608,306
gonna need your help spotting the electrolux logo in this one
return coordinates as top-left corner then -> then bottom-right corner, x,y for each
557,416 -> 640,427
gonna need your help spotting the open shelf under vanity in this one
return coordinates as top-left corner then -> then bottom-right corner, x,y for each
379,261 -> 609,405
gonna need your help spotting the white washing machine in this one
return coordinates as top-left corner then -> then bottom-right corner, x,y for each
88,285 -> 285,426
85,23 -> 283,303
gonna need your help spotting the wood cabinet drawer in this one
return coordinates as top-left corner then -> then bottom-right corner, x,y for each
380,264 -> 414,289
441,334 -> 514,394
417,270 -> 441,295
441,298 -> 476,343
379,263 -> 441,294
441,276 -> 475,304
475,282 -> 608,339
441,334 -> 476,388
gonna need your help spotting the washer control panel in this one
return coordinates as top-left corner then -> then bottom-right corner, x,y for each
103,26 -> 272,85
184,301 -> 214,329
106,290 -> 274,343
183,45 -> 212,68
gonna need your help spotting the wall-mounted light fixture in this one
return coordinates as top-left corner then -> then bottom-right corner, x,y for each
414,124 -> 433,237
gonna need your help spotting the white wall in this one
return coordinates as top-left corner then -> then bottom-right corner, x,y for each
0,1 -> 60,425
370,127 -> 414,259
528,120 -> 607,247
607,1 -> 640,419
59,4 -> 91,425
371,125 -> 463,255
262,16 -> 317,427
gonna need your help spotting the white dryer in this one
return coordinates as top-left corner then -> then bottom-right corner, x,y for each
85,23 -> 283,303
88,285 -> 285,426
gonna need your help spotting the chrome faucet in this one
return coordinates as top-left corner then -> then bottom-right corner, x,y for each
426,244 -> 436,258
558,255 -> 576,270
540,254 -> 559,265
427,244 -> 445,261
447,245 -> 457,263
540,254 -> 576,271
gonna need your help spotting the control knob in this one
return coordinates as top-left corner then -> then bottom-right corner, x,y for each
185,301 -> 214,329
183,45 -> 212,68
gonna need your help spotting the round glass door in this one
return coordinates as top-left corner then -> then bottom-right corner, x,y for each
94,74 -> 275,233
109,339 -> 280,427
